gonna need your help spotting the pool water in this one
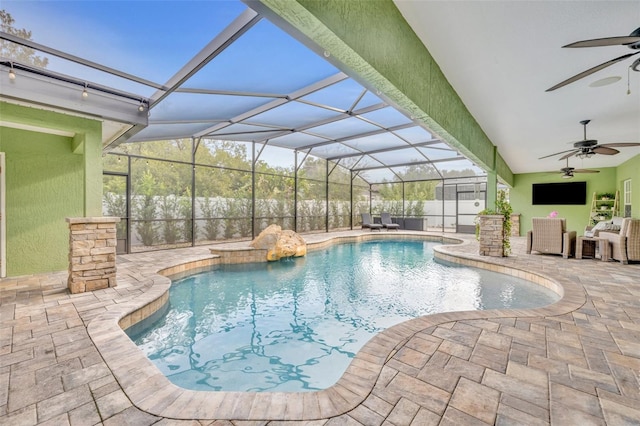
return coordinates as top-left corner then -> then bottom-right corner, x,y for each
128,240 -> 559,392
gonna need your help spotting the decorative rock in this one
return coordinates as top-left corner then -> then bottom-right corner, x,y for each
250,224 -> 307,261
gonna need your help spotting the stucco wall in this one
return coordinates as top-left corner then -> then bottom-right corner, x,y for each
616,153 -> 640,218
511,168 -> 618,236
0,102 -> 103,276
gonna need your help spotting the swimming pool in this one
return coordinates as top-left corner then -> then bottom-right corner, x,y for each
128,240 -> 559,392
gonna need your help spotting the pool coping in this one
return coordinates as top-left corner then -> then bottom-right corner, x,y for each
87,231 -> 586,420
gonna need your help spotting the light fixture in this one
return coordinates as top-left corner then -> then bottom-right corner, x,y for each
576,150 -> 595,160
8,62 -> 16,80
82,83 -> 88,98
138,100 -> 145,112
588,76 -> 621,88
323,50 -> 330,58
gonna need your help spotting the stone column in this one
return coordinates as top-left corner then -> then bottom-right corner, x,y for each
478,214 -> 505,257
510,213 -> 520,237
66,217 -> 120,294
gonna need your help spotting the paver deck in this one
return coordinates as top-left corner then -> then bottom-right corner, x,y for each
1,231 -> 639,425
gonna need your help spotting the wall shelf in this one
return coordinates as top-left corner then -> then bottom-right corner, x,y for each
589,191 -> 619,226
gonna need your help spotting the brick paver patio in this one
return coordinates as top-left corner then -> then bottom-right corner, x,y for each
1,231 -> 639,425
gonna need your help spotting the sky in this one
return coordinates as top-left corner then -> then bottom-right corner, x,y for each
4,1 -> 245,86
2,0 -> 338,96
2,0 -> 485,181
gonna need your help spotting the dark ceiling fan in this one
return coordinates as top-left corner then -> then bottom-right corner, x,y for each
546,26 -> 640,91
539,119 -> 640,161
558,158 -> 599,179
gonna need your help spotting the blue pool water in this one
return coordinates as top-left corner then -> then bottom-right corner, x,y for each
128,240 -> 559,392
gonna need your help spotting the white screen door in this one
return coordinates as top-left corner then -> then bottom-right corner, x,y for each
624,179 -> 632,217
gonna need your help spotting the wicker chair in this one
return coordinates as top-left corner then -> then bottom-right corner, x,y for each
526,217 -> 576,259
599,218 -> 640,264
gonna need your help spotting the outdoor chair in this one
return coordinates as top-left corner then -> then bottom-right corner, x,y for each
526,217 -> 576,259
584,216 -> 624,238
381,212 -> 400,231
599,218 -> 640,264
361,213 -> 383,231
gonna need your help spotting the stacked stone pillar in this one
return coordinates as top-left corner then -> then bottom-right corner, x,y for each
510,213 -> 521,237
478,214 -> 506,257
66,217 -> 120,294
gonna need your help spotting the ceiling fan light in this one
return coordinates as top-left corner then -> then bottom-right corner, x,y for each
589,76 -> 621,87
562,173 -> 573,179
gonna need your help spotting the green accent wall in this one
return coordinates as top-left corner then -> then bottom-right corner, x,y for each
510,168 -> 618,236
615,153 -> 640,218
261,0 -> 512,185
0,102 -> 103,276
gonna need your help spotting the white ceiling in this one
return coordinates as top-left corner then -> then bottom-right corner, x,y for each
394,0 -> 640,175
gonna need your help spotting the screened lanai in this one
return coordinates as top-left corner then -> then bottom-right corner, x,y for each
1,0 -> 488,253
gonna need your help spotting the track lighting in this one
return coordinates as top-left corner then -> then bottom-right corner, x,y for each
8,63 -> 16,80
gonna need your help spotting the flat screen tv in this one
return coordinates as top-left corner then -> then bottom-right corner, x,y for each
532,181 -> 586,205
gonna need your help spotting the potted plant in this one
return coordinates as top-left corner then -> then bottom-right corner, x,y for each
475,189 -> 513,256
599,192 -> 615,201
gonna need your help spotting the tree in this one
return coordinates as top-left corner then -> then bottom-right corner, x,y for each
0,10 -> 49,68
133,170 -> 159,246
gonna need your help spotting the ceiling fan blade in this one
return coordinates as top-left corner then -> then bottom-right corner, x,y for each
546,52 -> 640,92
573,169 -> 600,173
597,142 -> 640,148
558,151 -> 578,161
538,149 -> 578,160
563,35 -> 640,48
592,146 -> 619,155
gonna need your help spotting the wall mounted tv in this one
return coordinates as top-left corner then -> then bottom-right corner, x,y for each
532,181 -> 587,205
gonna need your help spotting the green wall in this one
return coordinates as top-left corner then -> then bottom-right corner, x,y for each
511,167 -> 619,236
615,154 -> 640,218
261,0 -> 512,186
0,102 -> 103,276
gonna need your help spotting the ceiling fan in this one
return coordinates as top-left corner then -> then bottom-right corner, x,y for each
539,119 -> 640,161
559,158 -> 599,179
546,26 -> 640,91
